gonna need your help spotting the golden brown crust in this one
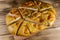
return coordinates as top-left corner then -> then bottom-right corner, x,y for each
6,1 -> 56,36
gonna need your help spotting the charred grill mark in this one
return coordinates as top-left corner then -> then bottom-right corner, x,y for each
17,8 -> 24,19
26,25 -> 31,34
16,21 -> 24,35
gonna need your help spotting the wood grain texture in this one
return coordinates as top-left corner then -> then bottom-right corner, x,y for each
0,35 -> 14,40
0,12 -> 15,40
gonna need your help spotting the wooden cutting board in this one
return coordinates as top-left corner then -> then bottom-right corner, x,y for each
0,0 -> 60,40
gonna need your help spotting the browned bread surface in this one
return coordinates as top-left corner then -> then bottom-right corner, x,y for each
6,1 -> 56,36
